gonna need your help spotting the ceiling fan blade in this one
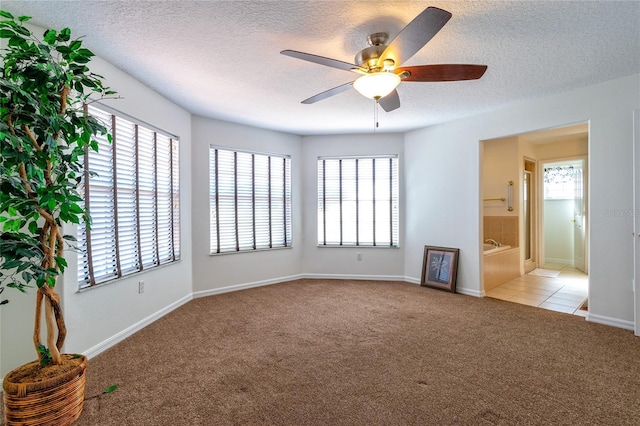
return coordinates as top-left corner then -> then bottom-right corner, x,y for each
396,64 -> 488,82
281,50 -> 364,73
378,7 -> 452,68
378,89 -> 400,112
301,82 -> 354,104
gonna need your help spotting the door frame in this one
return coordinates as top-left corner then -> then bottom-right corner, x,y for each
523,158 -> 537,273
538,155 -> 588,271
633,109 -> 639,336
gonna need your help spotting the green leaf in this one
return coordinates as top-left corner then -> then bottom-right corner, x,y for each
55,256 -> 67,268
103,384 -> 118,394
58,27 -> 71,42
37,344 -> 52,367
28,221 -> 38,235
43,29 -> 56,45
16,262 -> 30,273
2,259 -> 22,270
69,39 -> 82,51
8,35 -> 27,48
0,28 -> 15,38
13,25 -> 30,36
46,276 -> 56,287
7,283 -> 28,293
56,45 -> 71,56
68,203 -> 83,214
0,10 -> 14,19
76,47 -> 94,58
17,16 -> 31,22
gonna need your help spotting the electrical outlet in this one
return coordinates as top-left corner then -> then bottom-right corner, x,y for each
357,252 -> 363,261
138,281 -> 145,294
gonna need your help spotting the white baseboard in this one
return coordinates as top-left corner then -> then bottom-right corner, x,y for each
405,276 -> 420,285
586,313 -> 635,331
544,258 -> 574,266
193,273 -> 409,299
192,274 -> 305,298
83,293 -> 193,359
301,273 -> 406,281
456,287 -> 484,297
404,276 -> 483,297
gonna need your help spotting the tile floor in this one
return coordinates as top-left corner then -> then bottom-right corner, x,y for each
486,263 -> 588,317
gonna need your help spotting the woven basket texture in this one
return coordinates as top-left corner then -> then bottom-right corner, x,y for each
3,355 -> 87,426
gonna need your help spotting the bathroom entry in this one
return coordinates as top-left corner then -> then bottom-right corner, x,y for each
541,158 -> 587,272
482,124 -> 589,315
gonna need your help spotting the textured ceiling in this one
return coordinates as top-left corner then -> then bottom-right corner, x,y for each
2,1 -> 639,135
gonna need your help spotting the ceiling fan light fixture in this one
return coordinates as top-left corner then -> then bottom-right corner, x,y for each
353,72 -> 401,100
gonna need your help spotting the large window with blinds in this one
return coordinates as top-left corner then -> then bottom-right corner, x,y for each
77,105 -> 180,289
209,147 -> 292,254
318,156 -> 399,247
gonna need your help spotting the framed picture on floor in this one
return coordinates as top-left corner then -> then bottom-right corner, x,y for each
420,246 -> 459,293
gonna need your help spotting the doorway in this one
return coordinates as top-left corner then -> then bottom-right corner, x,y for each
540,158 -> 588,273
482,123 -> 589,315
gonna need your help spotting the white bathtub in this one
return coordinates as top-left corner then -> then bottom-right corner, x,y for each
483,244 -> 512,255
483,245 -> 520,291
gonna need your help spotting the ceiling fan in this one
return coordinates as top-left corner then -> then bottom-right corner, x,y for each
281,6 -> 487,112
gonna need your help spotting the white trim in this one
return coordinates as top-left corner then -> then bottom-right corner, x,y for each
301,273 -> 406,281
587,313 -> 635,331
82,294 -> 192,359
404,276 -> 483,297
192,274 -> 304,298
544,257 -> 574,266
633,109 -> 640,336
456,287 -> 484,297
405,276 -> 420,285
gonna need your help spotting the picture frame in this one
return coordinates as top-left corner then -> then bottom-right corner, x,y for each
420,246 -> 459,293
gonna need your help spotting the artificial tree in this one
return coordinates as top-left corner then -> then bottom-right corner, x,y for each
0,11 -> 114,368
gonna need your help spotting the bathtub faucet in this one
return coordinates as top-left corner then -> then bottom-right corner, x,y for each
485,239 -> 502,247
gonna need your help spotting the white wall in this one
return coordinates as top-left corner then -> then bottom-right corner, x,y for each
404,73 -> 640,328
63,56 -> 194,359
1,54 -> 194,377
190,116 -> 304,294
301,134 -> 405,279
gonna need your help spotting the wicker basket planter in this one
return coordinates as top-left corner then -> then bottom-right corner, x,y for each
3,355 -> 88,426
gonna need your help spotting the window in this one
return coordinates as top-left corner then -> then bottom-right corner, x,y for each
77,105 -> 180,288
209,147 -> 292,254
544,164 -> 580,200
318,156 -> 399,246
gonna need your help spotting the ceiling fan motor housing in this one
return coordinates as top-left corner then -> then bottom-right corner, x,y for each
355,32 -> 391,71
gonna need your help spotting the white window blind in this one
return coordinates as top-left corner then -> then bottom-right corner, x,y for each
209,147 -> 292,254
318,156 -> 399,247
77,105 -> 180,288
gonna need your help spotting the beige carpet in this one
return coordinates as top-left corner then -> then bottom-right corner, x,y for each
9,279 -> 640,425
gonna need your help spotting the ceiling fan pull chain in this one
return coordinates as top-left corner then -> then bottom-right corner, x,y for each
374,98 -> 379,131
